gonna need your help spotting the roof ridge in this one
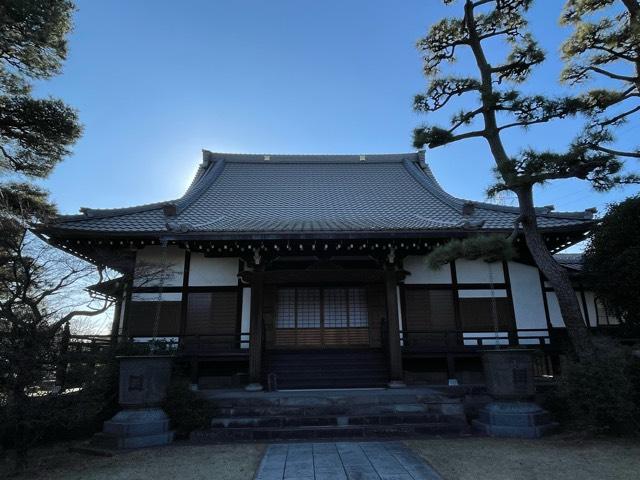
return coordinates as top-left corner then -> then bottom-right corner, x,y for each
203,150 -> 420,163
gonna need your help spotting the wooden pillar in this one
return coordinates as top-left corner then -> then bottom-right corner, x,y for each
384,267 -> 405,387
246,270 -> 265,391
109,298 -> 122,345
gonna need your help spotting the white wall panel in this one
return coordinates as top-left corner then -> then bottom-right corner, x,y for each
583,291 -> 598,327
457,289 -> 507,298
546,291 -> 589,327
403,255 -> 451,284
134,246 -> 184,287
131,292 -> 182,302
455,260 -> 504,284
507,261 -> 548,330
546,292 -> 563,327
240,287 -> 251,349
189,254 -> 239,286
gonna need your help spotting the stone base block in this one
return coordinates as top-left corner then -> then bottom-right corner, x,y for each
92,407 -> 174,449
472,402 -> 557,438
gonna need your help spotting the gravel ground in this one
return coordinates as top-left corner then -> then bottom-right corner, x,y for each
1,442 -> 265,480
407,436 -> 640,480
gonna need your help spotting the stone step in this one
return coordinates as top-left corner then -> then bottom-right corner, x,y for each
191,422 -> 469,442
202,391 -> 457,407
210,402 -> 460,418
265,366 -> 389,379
209,412 -> 463,429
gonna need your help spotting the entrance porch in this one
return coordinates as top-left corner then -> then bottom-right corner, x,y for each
241,262 -> 405,391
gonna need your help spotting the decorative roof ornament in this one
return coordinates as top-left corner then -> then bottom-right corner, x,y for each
165,221 -> 192,233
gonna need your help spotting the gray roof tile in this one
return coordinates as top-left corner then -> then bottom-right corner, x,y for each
49,151 -> 594,236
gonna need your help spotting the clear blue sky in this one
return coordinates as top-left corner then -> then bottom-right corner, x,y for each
36,0 -> 639,251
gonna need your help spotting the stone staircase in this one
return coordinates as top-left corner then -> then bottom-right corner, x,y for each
191,388 -> 470,442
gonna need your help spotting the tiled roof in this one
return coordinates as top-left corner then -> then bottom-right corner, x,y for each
47,151 -> 595,237
554,253 -> 585,271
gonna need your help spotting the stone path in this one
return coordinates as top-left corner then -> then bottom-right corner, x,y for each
254,441 -> 443,480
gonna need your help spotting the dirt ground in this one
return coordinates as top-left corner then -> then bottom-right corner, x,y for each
0,442 -> 265,480
407,436 -> 640,480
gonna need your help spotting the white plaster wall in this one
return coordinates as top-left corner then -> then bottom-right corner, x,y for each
583,291 -> 598,327
546,291 -> 590,327
455,260 -> 505,284
240,287 -> 251,349
403,255 -> 451,284
189,254 -> 239,286
546,292 -> 563,327
463,331 -> 509,346
134,245 -> 184,287
457,289 -> 507,298
507,261 -> 548,330
131,292 -> 182,302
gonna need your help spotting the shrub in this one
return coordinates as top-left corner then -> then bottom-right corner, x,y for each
163,376 -> 211,437
553,337 -> 640,435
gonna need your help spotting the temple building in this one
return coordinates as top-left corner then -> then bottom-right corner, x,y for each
39,151 -> 612,390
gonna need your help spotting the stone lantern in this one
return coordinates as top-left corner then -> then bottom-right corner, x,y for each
473,349 -> 557,438
92,356 -> 174,449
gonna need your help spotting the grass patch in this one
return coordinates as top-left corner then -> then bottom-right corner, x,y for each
1,441 -> 265,480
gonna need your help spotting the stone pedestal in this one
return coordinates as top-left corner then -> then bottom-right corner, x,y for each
93,408 -> 174,448
472,402 -> 557,438
92,356 -> 174,449
474,349 -> 556,438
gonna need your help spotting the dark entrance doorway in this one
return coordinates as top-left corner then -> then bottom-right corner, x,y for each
262,283 -> 389,389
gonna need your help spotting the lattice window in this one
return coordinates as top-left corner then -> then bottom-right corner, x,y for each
348,288 -> 368,327
275,286 -> 368,330
296,288 -> 321,328
276,288 -> 296,328
324,288 -> 348,327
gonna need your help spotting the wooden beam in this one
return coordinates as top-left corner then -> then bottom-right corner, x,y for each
179,250 -> 191,336
260,269 -> 385,285
502,261 -> 519,346
384,267 -> 405,387
247,270 -> 265,391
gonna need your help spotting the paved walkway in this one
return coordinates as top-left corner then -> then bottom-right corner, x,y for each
254,442 -> 443,480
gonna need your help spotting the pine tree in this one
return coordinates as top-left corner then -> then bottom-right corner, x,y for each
412,0 -> 636,358
561,0 -> 640,159
0,0 -> 81,226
